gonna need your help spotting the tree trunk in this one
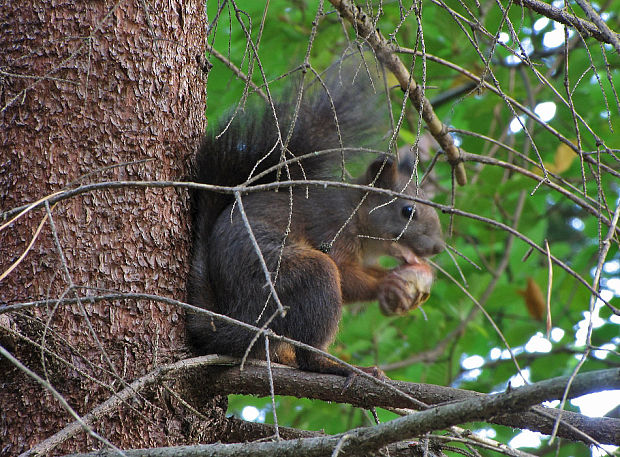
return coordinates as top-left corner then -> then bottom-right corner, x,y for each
0,1 -> 227,454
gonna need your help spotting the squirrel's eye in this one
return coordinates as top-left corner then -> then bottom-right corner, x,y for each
401,205 -> 415,219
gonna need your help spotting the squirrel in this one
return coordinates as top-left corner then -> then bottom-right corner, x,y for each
186,64 -> 444,377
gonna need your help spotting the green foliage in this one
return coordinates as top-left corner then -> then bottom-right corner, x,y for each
207,1 -> 619,455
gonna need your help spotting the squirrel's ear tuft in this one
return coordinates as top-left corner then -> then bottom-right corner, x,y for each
366,155 -> 398,188
398,151 -> 415,176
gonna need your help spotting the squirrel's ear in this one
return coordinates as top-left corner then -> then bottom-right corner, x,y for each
398,152 -> 415,176
366,155 -> 398,188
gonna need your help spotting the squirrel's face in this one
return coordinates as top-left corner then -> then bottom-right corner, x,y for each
359,156 -> 445,260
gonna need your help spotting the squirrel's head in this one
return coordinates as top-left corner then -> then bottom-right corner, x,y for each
358,154 -> 445,261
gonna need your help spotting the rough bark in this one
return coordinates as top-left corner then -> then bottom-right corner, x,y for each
0,1 -> 227,454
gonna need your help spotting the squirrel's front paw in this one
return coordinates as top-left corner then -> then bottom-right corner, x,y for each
378,261 -> 434,316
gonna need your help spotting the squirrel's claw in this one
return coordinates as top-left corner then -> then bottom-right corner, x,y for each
342,365 -> 388,391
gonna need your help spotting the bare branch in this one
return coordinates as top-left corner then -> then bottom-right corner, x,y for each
327,0 -> 467,185
513,0 -> 620,47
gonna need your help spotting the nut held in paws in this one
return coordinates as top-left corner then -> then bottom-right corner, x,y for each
378,261 -> 434,316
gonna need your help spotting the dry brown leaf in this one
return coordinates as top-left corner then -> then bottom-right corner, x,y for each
551,143 -> 576,174
517,277 -> 546,321
533,142 -> 576,175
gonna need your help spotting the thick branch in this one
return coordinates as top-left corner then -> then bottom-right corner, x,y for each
512,0 -> 620,47
573,0 -> 620,54
36,356 -> 620,455
197,364 -> 620,446
65,365 -> 620,456
220,419 -> 437,457
327,0 -> 467,185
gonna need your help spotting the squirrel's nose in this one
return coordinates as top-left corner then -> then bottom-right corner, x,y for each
432,238 -> 445,255
413,237 -> 444,258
